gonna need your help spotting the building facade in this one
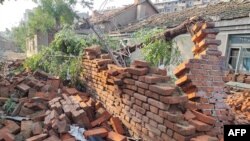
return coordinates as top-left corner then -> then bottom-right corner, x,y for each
77,0 -> 159,34
153,0 -> 225,13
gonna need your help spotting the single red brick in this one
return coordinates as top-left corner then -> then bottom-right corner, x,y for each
190,135 -> 218,141
3,133 -> 15,141
175,75 -> 190,86
146,111 -> 164,124
0,128 -> 10,140
57,119 -> 70,134
142,103 -> 150,111
4,120 -> 20,134
107,131 -> 127,141
173,132 -> 193,141
43,135 -> 61,141
135,99 -> 142,106
145,90 -> 159,100
110,117 -> 125,135
149,105 -> 158,114
164,120 -> 174,130
174,62 -> 190,77
32,122 -> 43,135
173,123 -> 196,136
189,119 -> 212,132
148,98 -> 169,110
91,111 -> 111,127
137,87 -> 145,94
26,134 -> 48,141
158,124 -> 167,132
123,78 -> 135,85
191,110 -> 216,125
150,67 -> 167,76
167,129 -> 173,137
149,84 -> 175,96
138,76 -> 146,82
134,93 -> 147,102
160,95 -> 188,104
148,117 -> 158,126
72,110 -> 91,128
16,83 -> 30,92
122,89 -> 134,96
184,110 -> 196,120
60,133 -> 75,141
133,104 -> 146,114
135,81 -> 149,89
84,128 -> 108,138
21,120 -> 33,139
145,124 -> 161,136
161,133 -> 172,141
65,88 -> 78,95
144,75 -> 162,84
127,67 -> 148,76
132,60 -> 149,68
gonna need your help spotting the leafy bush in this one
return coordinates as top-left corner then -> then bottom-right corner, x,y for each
24,27 -> 99,83
132,28 -> 181,66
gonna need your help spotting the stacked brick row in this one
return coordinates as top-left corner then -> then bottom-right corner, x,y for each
81,46 -> 219,141
225,72 -> 250,84
174,22 -> 234,139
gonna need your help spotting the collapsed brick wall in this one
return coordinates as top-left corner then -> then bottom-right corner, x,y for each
81,44 -> 230,140
174,22 -> 234,139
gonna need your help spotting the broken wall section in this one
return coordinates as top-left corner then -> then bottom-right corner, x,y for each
81,46 -> 222,141
174,22 -> 234,139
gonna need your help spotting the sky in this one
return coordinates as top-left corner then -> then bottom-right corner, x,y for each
0,0 -> 134,31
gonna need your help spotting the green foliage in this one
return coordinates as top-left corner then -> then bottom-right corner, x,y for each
11,23 -> 28,52
24,27 -> 99,83
34,0 -> 76,28
11,0 -> 93,51
50,27 -> 87,55
105,36 -> 120,50
27,7 -> 56,34
3,99 -> 16,114
133,28 -> 181,66
142,39 -> 173,66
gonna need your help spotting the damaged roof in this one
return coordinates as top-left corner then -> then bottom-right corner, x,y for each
119,1 -> 250,33
90,0 -> 159,24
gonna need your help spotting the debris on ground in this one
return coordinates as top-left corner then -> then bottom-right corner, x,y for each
226,91 -> 250,124
0,63 -> 129,141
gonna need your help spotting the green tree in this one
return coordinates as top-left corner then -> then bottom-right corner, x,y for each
27,7 -> 55,35
33,0 -> 93,30
34,0 -> 75,30
11,22 -> 29,52
133,28 -> 181,66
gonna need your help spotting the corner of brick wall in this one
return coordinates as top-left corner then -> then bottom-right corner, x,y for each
174,22 -> 234,139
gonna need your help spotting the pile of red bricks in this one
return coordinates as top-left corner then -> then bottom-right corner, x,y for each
0,64 -> 132,141
81,46 -> 225,141
174,22 -> 234,140
226,91 -> 250,124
